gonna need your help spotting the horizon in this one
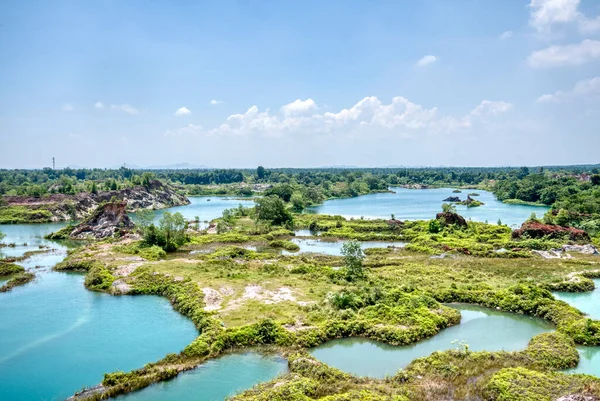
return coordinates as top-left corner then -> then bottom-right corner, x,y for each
1,0 -> 600,168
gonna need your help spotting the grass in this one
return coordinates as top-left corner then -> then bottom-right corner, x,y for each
61,212 -> 600,401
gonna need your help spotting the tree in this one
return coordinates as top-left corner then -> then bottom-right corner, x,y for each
0,229 -> 5,242
341,240 -> 365,281
255,196 -> 293,226
159,212 -> 187,251
291,193 -> 304,212
90,182 -> 98,194
428,219 -> 441,233
265,184 -> 293,202
591,174 -> 600,186
555,209 -> 570,227
441,203 -> 456,214
256,166 -> 266,180
141,172 -> 154,188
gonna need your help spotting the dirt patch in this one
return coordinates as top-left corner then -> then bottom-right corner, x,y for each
202,287 -> 223,311
224,285 -> 312,311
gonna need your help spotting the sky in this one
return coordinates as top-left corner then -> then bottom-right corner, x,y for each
1,0 -> 599,169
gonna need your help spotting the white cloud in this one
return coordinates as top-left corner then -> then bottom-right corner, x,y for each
537,76 -> 600,102
416,55 -> 438,67
527,39 -> 600,67
94,102 -> 104,110
165,96 -> 512,138
210,99 -> 223,105
174,106 -> 192,116
62,104 -> 73,112
499,30 -> 514,40
281,99 -> 317,116
529,0 -> 600,34
110,104 -> 140,115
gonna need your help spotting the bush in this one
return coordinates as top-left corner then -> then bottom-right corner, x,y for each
138,245 -> 166,261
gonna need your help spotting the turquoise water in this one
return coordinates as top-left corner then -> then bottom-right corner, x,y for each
0,272 -> 198,401
310,304 -> 553,378
247,239 -> 405,256
116,353 -> 287,401
284,238 -> 405,256
145,196 -> 254,226
553,281 -> 600,376
306,188 -> 548,228
553,279 -> 600,320
0,222 -> 71,259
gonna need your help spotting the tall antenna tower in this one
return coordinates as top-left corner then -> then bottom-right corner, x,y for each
52,157 -> 55,170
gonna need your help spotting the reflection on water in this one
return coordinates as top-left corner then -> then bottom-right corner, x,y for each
306,188 -> 548,228
310,304 -> 553,378
116,353 -> 287,401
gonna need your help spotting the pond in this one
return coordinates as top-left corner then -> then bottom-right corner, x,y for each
115,353 -> 287,401
141,196 -> 254,227
553,279 -> 600,320
0,223 -> 199,401
306,188 -> 548,228
246,238 -> 406,256
310,304 -> 553,378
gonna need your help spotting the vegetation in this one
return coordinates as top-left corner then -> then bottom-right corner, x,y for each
6,164 -> 600,400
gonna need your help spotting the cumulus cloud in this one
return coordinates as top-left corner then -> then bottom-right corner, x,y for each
499,30 -> 514,40
529,0 -> 600,34
527,39 -> 600,67
537,76 -> 600,102
62,104 -> 73,112
281,99 -> 317,116
110,104 -> 140,115
164,96 -> 512,138
210,99 -> 223,105
416,55 -> 438,67
174,106 -> 192,116
94,102 -> 104,110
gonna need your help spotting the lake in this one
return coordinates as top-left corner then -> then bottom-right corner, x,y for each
306,187 -> 548,228
310,304 -> 553,378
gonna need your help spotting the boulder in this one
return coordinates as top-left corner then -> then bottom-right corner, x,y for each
512,221 -> 590,242
443,196 -> 461,202
436,212 -> 468,227
49,201 -> 135,240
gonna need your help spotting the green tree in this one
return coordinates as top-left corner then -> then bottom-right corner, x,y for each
0,229 -> 5,242
255,196 -> 293,226
341,240 -> 365,281
290,193 -> 304,212
441,203 -> 456,214
90,182 -> 98,194
159,212 -> 187,252
555,209 -> 570,226
141,172 -> 154,188
256,166 -> 266,180
591,174 -> 600,186
428,219 -> 441,233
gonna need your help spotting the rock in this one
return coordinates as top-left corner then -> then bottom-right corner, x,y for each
3,180 -> 189,223
562,244 -> 599,255
512,221 -> 590,241
443,196 -> 461,202
555,395 -> 599,401
533,250 -> 572,259
49,201 -> 135,240
436,212 -> 468,227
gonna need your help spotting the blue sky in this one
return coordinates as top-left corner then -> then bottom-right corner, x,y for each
1,0 -> 599,168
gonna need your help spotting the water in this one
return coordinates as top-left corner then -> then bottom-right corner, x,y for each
0,272 -> 198,401
306,188 -> 548,228
310,304 -> 553,378
0,222 -> 71,259
143,196 -> 254,227
116,353 -> 287,401
247,238 -> 406,256
284,238 -> 405,256
0,223 -> 199,401
553,279 -> 600,320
